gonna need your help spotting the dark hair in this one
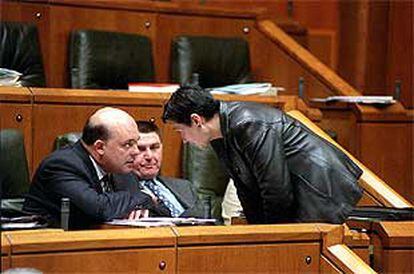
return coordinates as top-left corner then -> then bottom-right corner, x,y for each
162,85 -> 220,126
81,120 -> 110,145
136,120 -> 161,137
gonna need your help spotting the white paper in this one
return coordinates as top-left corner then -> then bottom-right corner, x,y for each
311,96 -> 396,104
128,84 -> 179,93
106,217 -> 216,227
105,219 -> 174,227
210,83 -> 282,95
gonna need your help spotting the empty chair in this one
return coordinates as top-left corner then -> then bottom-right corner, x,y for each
69,29 -> 155,89
0,21 -> 46,87
0,129 -> 30,199
171,35 -> 252,88
0,129 -> 31,218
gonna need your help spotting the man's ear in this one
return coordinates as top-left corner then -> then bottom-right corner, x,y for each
93,140 -> 105,156
190,113 -> 204,127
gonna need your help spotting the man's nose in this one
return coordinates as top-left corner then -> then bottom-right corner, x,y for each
130,143 -> 139,155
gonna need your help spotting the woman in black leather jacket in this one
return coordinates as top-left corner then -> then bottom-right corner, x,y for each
163,85 -> 363,224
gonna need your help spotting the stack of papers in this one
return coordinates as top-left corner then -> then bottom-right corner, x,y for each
1,215 -> 47,230
106,217 -> 216,227
128,83 -> 179,93
311,96 -> 396,104
0,68 -> 22,87
210,83 -> 284,95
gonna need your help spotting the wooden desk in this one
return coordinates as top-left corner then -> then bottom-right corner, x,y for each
1,224 -> 374,273
372,221 -> 414,273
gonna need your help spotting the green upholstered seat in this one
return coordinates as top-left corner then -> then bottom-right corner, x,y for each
171,35 -> 252,88
0,129 -> 30,199
182,143 -> 230,219
0,21 -> 46,87
69,29 -> 155,89
54,132 -> 82,150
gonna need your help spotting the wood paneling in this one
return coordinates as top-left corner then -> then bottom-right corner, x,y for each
5,227 -> 176,273
357,122 -> 413,203
177,243 -> 319,273
0,87 -> 33,174
1,234 -> 11,272
307,29 -> 338,70
381,250 -> 414,274
11,248 -> 175,273
387,1 -> 413,109
372,221 -> 414,274
320,255 -> 342,273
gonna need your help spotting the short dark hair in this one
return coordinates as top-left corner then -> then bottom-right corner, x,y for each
81,119 -> 110,145
136,120 -> 161,137
162,85 -> 220,126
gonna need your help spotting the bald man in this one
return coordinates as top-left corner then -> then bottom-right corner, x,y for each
23,107 -> 154,229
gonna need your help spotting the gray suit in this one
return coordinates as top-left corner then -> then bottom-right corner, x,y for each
114,173 -> 204,218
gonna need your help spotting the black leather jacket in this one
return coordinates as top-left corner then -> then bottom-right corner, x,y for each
211,101 -> 363,224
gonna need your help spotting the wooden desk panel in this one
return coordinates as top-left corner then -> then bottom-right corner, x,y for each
173,224 -> 321,245
177,242 -> 319,273
1,234 -> 11,272
6,228 -> 176,273
175,224 -> 322,273
11,248 -> 175,273
372,221 -> 414,274
381,250 -> 414,274
6,228 -> 175,253
0,87 -> 33,174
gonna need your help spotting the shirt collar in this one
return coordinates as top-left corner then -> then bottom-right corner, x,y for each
89,155 -> 107,181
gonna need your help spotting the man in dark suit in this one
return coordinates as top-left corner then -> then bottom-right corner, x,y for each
23,107 -> 154,229
114,121 -> 204,218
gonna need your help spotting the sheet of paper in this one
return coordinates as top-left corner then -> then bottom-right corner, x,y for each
106,217 -> 217,227
311,96 -> 396,104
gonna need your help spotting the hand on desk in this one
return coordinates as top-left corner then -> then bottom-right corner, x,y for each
127,209 -> 149,220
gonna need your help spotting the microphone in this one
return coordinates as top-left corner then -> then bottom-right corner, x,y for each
202,196 -> 211,219
61,197 -> 70,231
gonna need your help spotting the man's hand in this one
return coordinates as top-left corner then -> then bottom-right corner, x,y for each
127,209 -> 149,220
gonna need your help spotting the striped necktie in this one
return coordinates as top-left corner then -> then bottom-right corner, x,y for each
144,180 -> 181,217
100,174 -> 112,193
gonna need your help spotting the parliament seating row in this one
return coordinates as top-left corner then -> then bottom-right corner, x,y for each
1,21 -> 252,90
2,1 -> 412,204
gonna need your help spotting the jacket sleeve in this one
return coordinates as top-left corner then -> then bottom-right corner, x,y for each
233,121 -> 295,223
40,157 -> 153,222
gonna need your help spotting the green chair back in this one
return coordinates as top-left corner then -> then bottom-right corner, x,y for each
0,129 -> 30,198
182,143 -> 230,219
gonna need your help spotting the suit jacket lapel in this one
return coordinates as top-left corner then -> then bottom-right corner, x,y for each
73,141 -> 101,191
157,176 -> 191,209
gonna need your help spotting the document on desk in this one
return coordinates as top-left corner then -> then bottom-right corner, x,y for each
311,96 -> 396,104
140,217 -> 216,225
106,217 -> 216,227
106,219 -> 174,227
